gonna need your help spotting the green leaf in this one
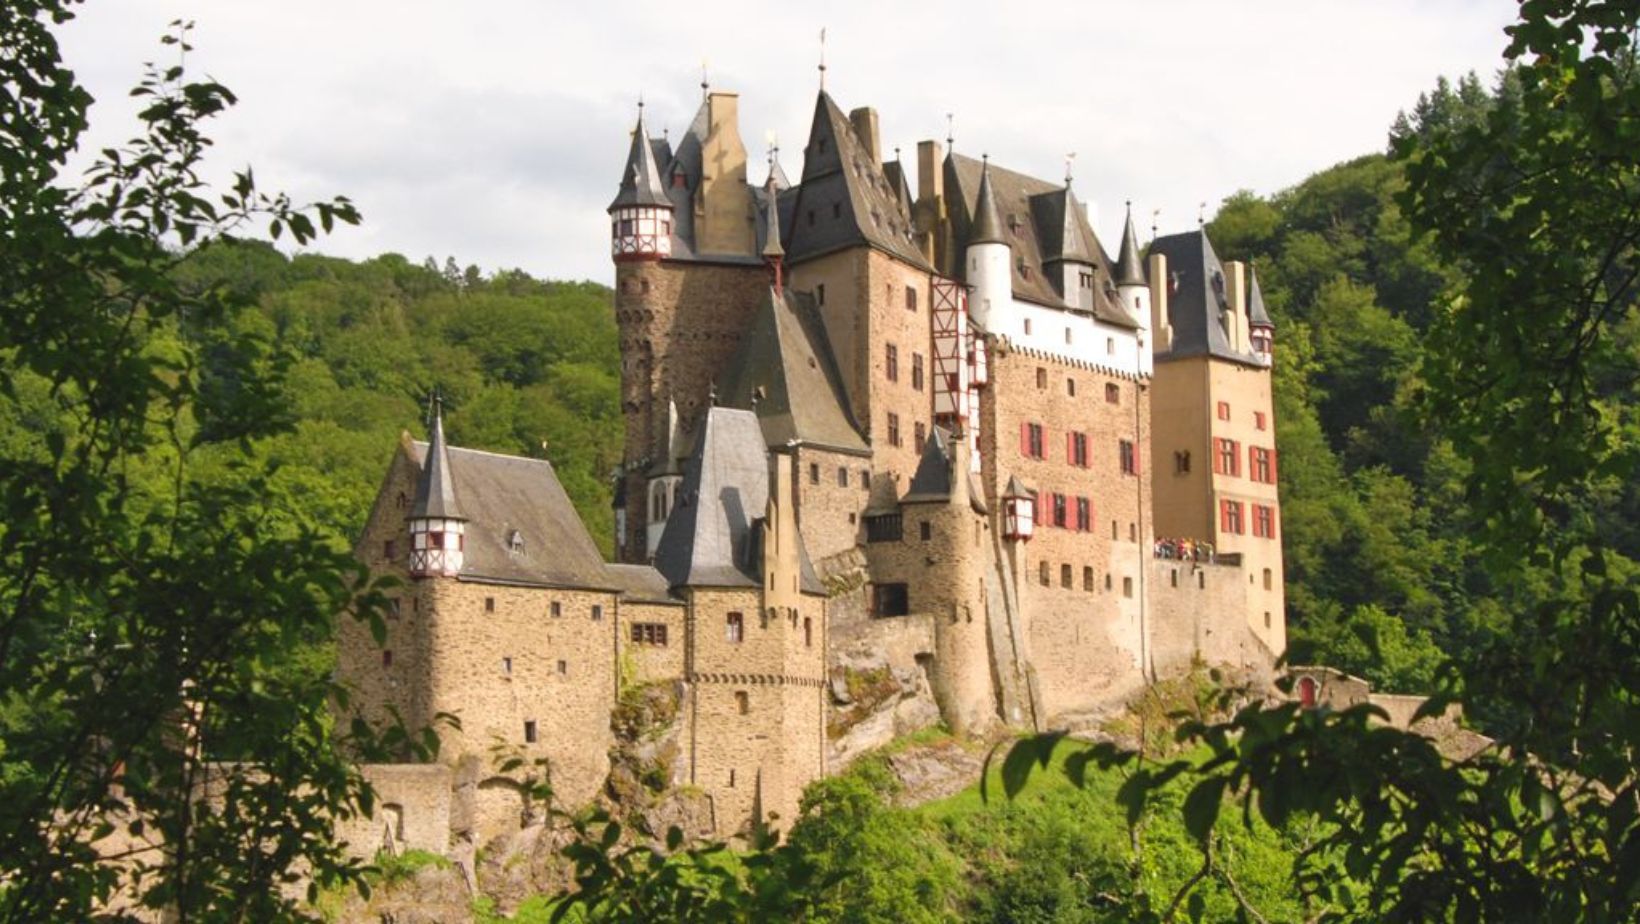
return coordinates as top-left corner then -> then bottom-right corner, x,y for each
1182,777 -> 1226,842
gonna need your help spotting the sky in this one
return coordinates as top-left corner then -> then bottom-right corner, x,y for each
57,1 -> 1520,284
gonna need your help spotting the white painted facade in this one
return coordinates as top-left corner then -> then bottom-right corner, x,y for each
966,244 -> 1151,377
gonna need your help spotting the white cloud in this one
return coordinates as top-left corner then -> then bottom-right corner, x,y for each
55,0 -> 1518,282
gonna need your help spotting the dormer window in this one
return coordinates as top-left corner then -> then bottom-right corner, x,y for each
671,170 -> 686,188
506,529 -> 524,553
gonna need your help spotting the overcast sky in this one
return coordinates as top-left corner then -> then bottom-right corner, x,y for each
57,1 -> 1519,284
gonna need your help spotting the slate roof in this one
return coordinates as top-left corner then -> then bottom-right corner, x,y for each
652,407 -> 823,592
783,91 -> 932,269
410,403 -> 465,520
882,158 -> 914,219
946,153 -> 1136,328
408,441 -> 613,589
609,111 -> 671,211
1247,265 -> 1273,328
604,563 -> 682,605
1149,229 -> 1263,366
647,99 -> 766,265
901,427 -> 988,513
717,287 -> 867,455
1114,205 -> 1147,287
969,161 -> 1006,246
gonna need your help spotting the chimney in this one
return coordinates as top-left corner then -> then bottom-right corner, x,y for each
763,450 -> 800,607
1149,252 -> 1173,352
1224,260 -> 1248,352
849,106 -> 881,164
914,140 -> 946,264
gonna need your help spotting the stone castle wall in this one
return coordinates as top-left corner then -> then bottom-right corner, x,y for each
793,445 -> 872,562
1148,559 -> 1273,678
617,600 -> 687,685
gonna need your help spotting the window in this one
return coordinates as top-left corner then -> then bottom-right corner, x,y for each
911,353 -> 924,391
484,596 -> 495,613
672,171 -> 686,188
503,657 -> 512,675
1253,504 -> 1276,539
1052,493 -> 1068,528
1105,573 -> 1113,591
1254,411 -> 1268,431
1106,382 -> 1121,404
382,650 -> 393,668
1083,566 -> 1095,591
861,469 -> 871,490
1069,431 -> 1089,467
1123,576 -> 1134,598
1066,377 -> 1076,397
388,598 -> 401,620
905,285 -> 918,311
887,413 -> 902,447
384,539 -> 396,560
1220,499 -> 1245,535
919,520 -> 932,541
886,344 -> 899,381
871,583 -> 910,617
726,612 -> 744,643
809,462 -> 820,484
865,513 -> 903,542
591,604 -> 603,622
1106,337 -> 1115,355
1076,497 -> 1091,532
1065,327 -> 1074,345
804,617 -> 813,647
1119,440 -> 1138,476
1214,438 -> 1242,477
1263,568 -> 1273,590
1039,562 -> 1051,586
1217,401 -> 1231,421
1036,367 -> 1047,389
631,623 -> 669,646
1130,522 -> 1138,542
1021,422 -> 1045,459
831,202 -> 842,219
550,601 -> 562,618
817,283 -> 825,304
837,466 -> 849,487
1251,447 -> 1274,483
1023,318 -> 1033,335
524,720 -> 537,743
914,422 -> 927,452
736,691 -> 750,715
557,659 -> 567,675
1061,564 -> 1073,588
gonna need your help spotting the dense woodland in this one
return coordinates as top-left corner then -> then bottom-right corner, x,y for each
3,0 -> 1635,919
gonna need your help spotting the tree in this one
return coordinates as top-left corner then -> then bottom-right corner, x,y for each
0,4 -> 404,919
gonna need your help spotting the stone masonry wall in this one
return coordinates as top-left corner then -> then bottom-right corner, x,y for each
1148,559 -> 1273,678
616,600 -> 686,685
334,764 -> 454,858
793,445 -> 871,562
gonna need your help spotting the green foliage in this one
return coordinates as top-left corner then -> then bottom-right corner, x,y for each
373,848 -> 451,885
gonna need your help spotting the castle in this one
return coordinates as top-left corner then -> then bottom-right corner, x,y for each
336,83 -> 1284,844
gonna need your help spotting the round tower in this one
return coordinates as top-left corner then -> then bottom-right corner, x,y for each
1114,203 -> 1153,375
407,398 -> 466,578
1248,265 -> 1275,366
965,157 -> 1012,332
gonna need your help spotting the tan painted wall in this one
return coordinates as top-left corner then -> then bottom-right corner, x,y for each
694,93 -> 756,257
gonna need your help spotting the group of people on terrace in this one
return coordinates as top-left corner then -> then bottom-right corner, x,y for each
1154,537 -> 1215,563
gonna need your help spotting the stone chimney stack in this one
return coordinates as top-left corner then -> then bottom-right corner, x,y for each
913,140 -> 947,265
1150,252 -> 1173,352
1224,260 -> 1248,352
849,106 -> 881,163
763,450 -> 800,608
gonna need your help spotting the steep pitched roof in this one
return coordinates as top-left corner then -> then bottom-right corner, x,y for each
1248,265 -> 1273,328
652,408 -> 822,591
410,402 -> 464,520
717,287 -> 867,454
946,153 -> 1136,329
1114,205 -> 1147,287
969,161 -> 1006,246
408,441 -> 612,589
882,158 -> 914,219
609,110 -> 671,211
1149,228 -> 1262,365
1032,184 -> 1097,265
902,427 -> 988,512
783,91 -> 931,269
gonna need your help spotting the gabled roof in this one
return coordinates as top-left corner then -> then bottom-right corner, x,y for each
609,110 -> 671,211
410,403 -> 464,520
1114,205 -> 1147,287
902,427 -> 988,513
882,158 -> 914,220
946,153 -> 1136,329
652,408 -> 822,592
1248,265 -> 1273,328
718,287 -> 867,454
783,91 -> 931,270
604,562 -> 682,606
1149,228 -> 1263,366
1032,184 -> 1096,265
407,441 -> 612,589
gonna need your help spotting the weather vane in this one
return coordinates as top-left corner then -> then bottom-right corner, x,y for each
818,28 -> 827,89
1065,152 -> 1077,186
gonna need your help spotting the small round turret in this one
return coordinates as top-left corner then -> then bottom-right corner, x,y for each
965,157 -> 1011,331
609,106 -> 674,261
408,397 -> 467,578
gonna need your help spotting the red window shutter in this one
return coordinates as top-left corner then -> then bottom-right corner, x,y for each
1219,499 -> 1228,532
1065,431 -> 1073,463
1212,439 -> 1223,475
1270,506 -> 1278,540
1271,449 -> 1279,483
1133,441 -> 1141,473
1249,445 -> 1256,481
1020,421 -> 1029,456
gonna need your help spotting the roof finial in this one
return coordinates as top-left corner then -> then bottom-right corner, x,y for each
1065,151 -> 1077,187
708,380 -> 718,406
701,58 -> 710,100
1151,208 -> 1160,243
818,28 -> 827,90
1198,201 -> 1207,227
945,112 -> 954,148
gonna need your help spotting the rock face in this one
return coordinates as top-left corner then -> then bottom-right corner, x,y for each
826,659 -> 942,769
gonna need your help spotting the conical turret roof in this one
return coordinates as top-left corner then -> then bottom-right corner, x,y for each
1034,182 -> 1095,264
1115,204 -> 1147,287
608,109 -> 671,212
970,159 -> 1007,246
1248,265 -> 1273,328
411,398 -> 466,521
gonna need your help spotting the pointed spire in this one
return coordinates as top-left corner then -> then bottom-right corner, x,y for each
1115,201 -> 1147,287
411,395 -> 465,521
608,105 -> 671,212
1248,264 -> 1273,328
762,158 -> 785,293
970,156 -> 1006,246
